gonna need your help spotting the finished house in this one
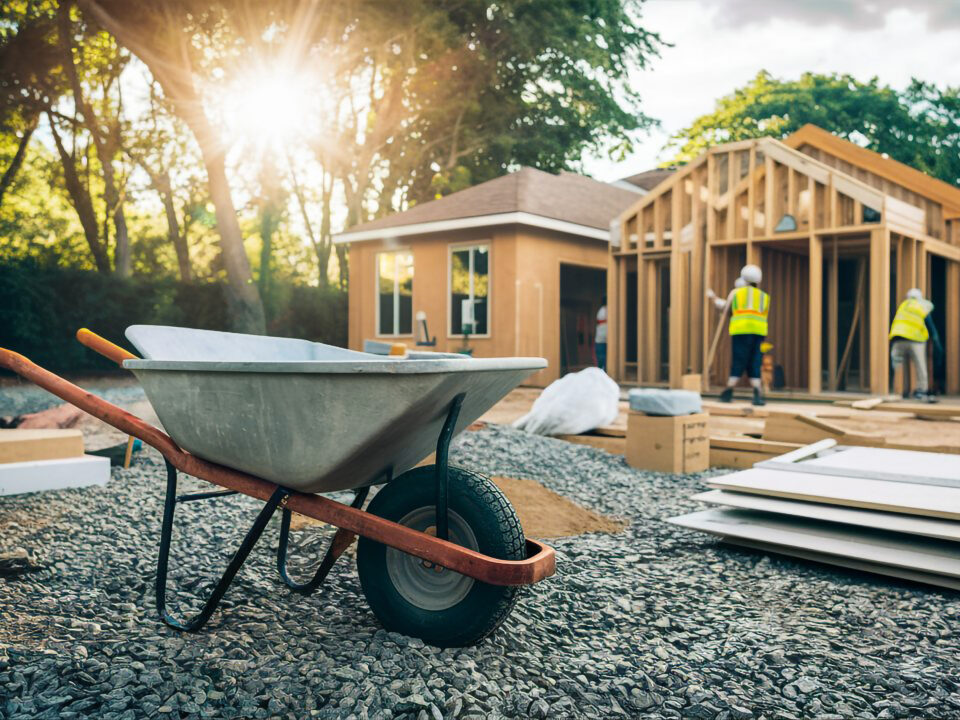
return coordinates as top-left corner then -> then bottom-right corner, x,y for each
334,168 -> 639,385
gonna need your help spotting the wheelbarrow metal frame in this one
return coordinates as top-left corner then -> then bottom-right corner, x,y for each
0,342 -> 555,632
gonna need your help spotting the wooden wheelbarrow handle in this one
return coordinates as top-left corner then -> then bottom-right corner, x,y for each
0,343 -> 556,587
76,328 -> 137,365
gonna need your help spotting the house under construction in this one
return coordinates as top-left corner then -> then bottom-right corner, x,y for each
608,124 -> 960,397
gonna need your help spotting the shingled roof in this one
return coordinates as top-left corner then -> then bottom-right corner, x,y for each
617,167 -> 676,192
335,167 -> 638,241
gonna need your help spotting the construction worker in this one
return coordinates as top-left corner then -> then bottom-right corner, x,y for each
707,264 -> 770,406
889,288 -> 943,402
595,296 -> 608,371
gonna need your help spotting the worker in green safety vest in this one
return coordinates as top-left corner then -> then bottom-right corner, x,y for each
708,264 -> 770,406
889,288 -> 942,403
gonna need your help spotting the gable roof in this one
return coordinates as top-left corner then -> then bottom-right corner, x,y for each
785,123 -> 960,214
617,167 -> 676,192
334,167 -> 638,243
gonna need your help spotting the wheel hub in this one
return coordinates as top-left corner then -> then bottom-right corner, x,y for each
386,507 -> 478,611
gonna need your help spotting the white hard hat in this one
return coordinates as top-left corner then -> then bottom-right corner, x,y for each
906,288 -> 923,301
734,277 -> 747,288
740,264 -> 762,284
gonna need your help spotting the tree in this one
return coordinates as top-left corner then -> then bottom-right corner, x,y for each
57,4 -> 133,276
80,0 -> 268,332
665,71 -> 960,187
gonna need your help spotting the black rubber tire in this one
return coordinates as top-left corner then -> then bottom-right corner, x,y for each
357,465 -> 525,647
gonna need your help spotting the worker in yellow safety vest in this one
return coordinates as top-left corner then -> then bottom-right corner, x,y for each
707,264 -> 770,406
889,288 -> 942,403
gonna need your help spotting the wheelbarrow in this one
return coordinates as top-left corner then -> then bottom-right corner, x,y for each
0,326 -> 556,647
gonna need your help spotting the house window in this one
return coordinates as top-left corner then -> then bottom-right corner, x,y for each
377,251 -> 414,336
450,244 -> 489,335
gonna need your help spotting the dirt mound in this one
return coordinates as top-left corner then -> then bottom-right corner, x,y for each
492,475 -> 625,538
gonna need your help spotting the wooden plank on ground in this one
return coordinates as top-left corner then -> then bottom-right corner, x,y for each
710,448 -> 780,469
702,402 -> 769,418
668,507 -> 960,578
556,434 -> 625,454
708,468 -> 960,520
851,397 -> 885,410
0,429 -> 84,464
691,489 -> 960,542
710,436 -> 801,453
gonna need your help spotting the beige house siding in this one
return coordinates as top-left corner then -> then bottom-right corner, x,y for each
346,224 -> 608,386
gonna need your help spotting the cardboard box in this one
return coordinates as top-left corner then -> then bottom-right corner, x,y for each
0,429 -> 84,464
626,412 -> 709,473
679,374 -> 702,392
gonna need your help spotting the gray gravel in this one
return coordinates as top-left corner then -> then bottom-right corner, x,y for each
0,377 -> 145,418
2,424 -> 960,719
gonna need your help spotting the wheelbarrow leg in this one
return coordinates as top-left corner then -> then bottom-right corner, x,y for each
276,486 -> 370,594
156,460 -> 288,632
434,392 -> 465,541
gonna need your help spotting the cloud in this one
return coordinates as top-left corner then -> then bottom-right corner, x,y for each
712,0 -> 960,29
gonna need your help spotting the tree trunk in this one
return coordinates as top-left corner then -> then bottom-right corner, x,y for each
78,4 -> 263,331
100,154 -> 131,277
0,115 -> 37,207
156,170 -> 191,282
258,207 -> 274,302
47,114 -> 111,273
203,152 -> 266,333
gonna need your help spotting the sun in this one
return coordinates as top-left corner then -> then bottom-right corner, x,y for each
222,64 -> 315,152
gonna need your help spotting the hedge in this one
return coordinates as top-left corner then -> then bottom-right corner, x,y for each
0,260 -> 347,373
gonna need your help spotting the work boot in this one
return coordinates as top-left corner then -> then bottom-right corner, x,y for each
752,388 -> 766,406
719,387 -> 734,403
913,390 -> 939,404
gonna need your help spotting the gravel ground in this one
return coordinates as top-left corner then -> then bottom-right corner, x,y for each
0,378 -> 145,418
2,424 -> 960,719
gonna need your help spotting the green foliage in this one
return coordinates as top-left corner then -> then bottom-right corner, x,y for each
665,71 -> 960,187
0,259 -> 347,373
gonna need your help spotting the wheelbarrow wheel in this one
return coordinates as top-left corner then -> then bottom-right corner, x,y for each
357,465 -> 525,647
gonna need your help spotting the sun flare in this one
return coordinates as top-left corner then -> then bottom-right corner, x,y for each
222,65 -> 316,152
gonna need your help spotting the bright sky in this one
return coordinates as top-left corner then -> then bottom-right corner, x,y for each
585,0 -> 960,182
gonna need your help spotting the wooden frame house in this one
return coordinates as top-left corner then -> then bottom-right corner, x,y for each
608,124 -> 960,397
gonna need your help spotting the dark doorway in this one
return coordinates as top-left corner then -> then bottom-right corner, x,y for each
560,264 -> 607,376
930,254 -> 947,394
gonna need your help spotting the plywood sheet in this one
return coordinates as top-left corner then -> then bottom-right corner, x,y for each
692,489 -> 960,542
668,508 -> 960,577
708,468 -> 960,520
724,538 -> 960,591
759,446 -> 960,489
0,429 -> 84,464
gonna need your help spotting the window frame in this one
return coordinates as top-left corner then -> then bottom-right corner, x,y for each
374,248 -> 415,338
447,241 -> 492,339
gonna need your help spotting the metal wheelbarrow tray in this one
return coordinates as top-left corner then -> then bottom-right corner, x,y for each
0,327 -> 556,647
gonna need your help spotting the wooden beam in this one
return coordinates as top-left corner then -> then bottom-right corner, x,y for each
827,237 -> 838,390
764,155 -> 776,236
653,195 -> 663,248
808,235 -> 823,393
726,151 -> 736,241
747,145 -> 757,240
947,260 -> 960,395
690,168 -> 704,372
607,253 -> 620,380
869,227 -> 891,395
669,187 -> 684,387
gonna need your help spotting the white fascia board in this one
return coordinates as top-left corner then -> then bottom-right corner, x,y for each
332,211 -> 610,244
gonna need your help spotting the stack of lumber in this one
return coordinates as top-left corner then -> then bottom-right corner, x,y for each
669,441 -> 960,589
0,429 -> 110,496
